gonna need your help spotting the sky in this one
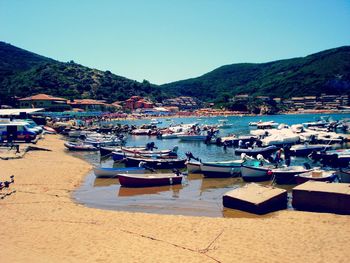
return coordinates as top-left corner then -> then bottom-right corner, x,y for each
1,0 -> 350,84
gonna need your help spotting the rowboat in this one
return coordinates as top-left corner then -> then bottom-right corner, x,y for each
186,160 -> 201,173
99,146 -> 121,156
338,168 -> 350,183
64,142 -> 98,151
124,156 -> 187,169
234,145 -> 277,158
177,134 -> 207,141
295,170 -> 337,184
290,144 -> 332,156
121,147 -> 174,155
93,167 -> 145,178
112,149 -> 177,161
272,166 -> 313,185
118,173 -> 183,187
200,160 -> 244,177
217,120 -> 233,129
241,164 -> 275,182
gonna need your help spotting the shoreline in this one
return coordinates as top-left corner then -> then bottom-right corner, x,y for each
104,109 -> 350,122
1,135 -> 350,262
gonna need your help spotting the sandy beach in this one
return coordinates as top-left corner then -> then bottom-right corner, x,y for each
1,135 -> 350,262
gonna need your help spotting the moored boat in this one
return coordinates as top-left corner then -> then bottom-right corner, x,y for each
118,173 -> 183,187
186,160 -> 201,173
290,144 -> 332,156
241,164 -> 274,182
93,166 -> 145,178
124,156 -> 187,169
200,160 -> 244,177
64,142 -> 98,151
235,145 -> 277,158
272,165 -> 313,185
295,170 -> 337,184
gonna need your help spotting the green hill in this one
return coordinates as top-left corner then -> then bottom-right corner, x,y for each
1,42 -> 349,107
161,46 -> 350,101
0,41 -> 162,105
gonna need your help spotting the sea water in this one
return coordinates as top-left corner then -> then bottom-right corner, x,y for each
73,113 -> 350,217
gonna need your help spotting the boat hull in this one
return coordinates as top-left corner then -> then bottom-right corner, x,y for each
124,157 -> 186,169
200,163 -> 242,178
118,174 -> 183,187
241,165 -> 273,182
93,167 -> 145,178
186,161 -> 201,173
235,146 -> 277,158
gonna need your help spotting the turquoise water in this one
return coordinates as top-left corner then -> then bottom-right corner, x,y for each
73,113 -> 350,217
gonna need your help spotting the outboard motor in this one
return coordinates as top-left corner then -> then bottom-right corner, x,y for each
185,152 -> 199,161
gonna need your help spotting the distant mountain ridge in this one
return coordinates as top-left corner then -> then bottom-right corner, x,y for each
161,46 -> 350,101
0,41 -> 162,105
0,41 -> 349,106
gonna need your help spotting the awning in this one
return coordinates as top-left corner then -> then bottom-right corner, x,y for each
0,108 -> 44,116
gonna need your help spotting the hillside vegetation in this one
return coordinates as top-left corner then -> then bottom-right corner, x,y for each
1,41 -> 349,106
161,46 -> 350,101
0,42 -> 162,105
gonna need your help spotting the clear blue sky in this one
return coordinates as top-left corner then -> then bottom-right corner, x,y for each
1,0 -> 350,84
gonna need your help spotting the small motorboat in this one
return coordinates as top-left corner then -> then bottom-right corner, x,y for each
42,126 -> 56,134
290,144 -> 332,156
295,170 -> 337,184
93,166 -> 145,178
121,146 -> 175,155
64,142 -> 98,151
118,172 -> 183,187
150,119 -> 162,125
337,168 -> 350,183
217,120 -> 233,129
177,134 -> 207,141
241,163 -> 275,182
271,165 -> 313,185
124,156 -> 187,169
186,160 -> 201,173
99,146 -> 121,156
234,145 -> 277,158
200,160 -> 244,178
131,129 -> 152,135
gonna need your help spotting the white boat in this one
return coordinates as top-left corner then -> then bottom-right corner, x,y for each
93,167 -> 145,178
217,120 -> 233,129
262,133 -> 300,146
241,164 -> 274,182
200,160 -> 244,177
290,144 -> 332,156
150,119 -> 162,125
186,160 -> 201,173
178,134 -> 207,141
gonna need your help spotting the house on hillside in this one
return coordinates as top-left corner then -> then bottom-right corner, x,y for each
18,93 -> 71,111
124,96 -> 154,110
68,99 -> 111,111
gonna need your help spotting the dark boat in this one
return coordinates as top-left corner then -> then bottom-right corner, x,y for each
124,156 -> 186,169
290,144 -> 331,156
234,145 -> 277,158
99,146 -> 121,156
272,166 -> 313,184
118,173 -> 183,187
64,142 -> 98,151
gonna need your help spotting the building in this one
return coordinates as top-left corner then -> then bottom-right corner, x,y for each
68,99 -> 111,111
233,94 -> 249,103
124,96 -> 154,110
18,94 -> 70,111
162,96 -> 199,110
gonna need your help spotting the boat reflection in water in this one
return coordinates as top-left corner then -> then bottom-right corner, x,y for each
118,184 -> 183,198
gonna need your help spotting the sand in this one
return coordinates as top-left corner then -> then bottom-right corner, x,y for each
1,135 -> 350,262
